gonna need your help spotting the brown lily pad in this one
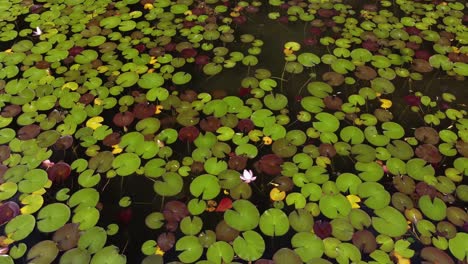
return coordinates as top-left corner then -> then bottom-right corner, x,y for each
133,103 -> 156,119
157,232 -> 176,252
102,132 -> 121,147
414,127 -> 439,145
163,201 -> 189,223
352,230 -> 377,254
1,104 -> 22,117
272,176 -> 294,192
354,66 -> 377,80
415,144 -> 442,163
0,146 -> 10,163
179,90 -> 198,102
411,59 -> 433,73
322,71 -> 344,86
47,162 -> 72,183
228,155 -> 248,171
420,247 -> 454,264
257,154 -> 284,176
374,108 -> 393,122
17,124 -> 41,140
54,135 -> 74,150
319,143 -> 336,158
178,126 -> 200,142
113,111 -> 135,127
52,223 -> 80,251
199,116 -> 221,132
216,220 -> 239,242
456,140 -> 468,157
323,96 -> 343,111
27,240 -> 59,264
0,201 -> 20,225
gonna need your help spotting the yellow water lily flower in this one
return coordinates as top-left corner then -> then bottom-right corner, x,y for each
112,144 -> 123,154
379,98 -> 393,109
94,98 -> 103,105
155,105 -> 163,114
184,10 -> 192,16
86,116 -> 104,130
346,194 -> 361,209
155,245 -> 165,256
230,11 -> 240,17
149,56 -> 157,65
147,68 -> 155,73
5,49 -> 12,53
144,3 -> 154,10
270,187 -> 286,202
262,136 -> 272,145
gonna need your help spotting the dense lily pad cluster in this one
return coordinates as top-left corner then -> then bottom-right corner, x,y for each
0,0 -> 467,263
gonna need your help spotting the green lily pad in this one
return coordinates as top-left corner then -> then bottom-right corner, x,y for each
407,158 -> 435,181
153,172 -> 183,197
372,206 -> 408,237
355,162 -> 384,182
176,236 -> 203,263
291,232 -> 324,262
72,207 -> 100,230
233,231 -> 265,261
207,241 -> 234,264
78,226 -> 107,254
5,214 -> 35,241
336,173 -> 362,194
180,216 -> 203,236
319,194 -> 352,219
26,240 -> 59,264
313,113 -> 340,133
60,248 -> 91,264
418,195 -> 446,221
37,203 -> 71,233
138,73 -> 165,89
68,188 -> 99,209
90,246 -> 126,264
449,232 -> 468,261
190,174 -> 220,200
18,169 -> 48,194
340,126 -> 364,144
145,212 -> 164,230
224,199 -> 259,231
358,182 -> 390,209
259,208 -> 290,236
112,153 -> 141,176
301,96 -> 325,113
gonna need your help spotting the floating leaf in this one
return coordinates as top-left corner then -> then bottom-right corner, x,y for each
291,232 -> 324,262
224,200 -> 259,231
5,214 -> 35,241
37,203 -> 71,233
190,174 -> 220,200
176,236 -> 203,263
372,206 -> 408,237
233,231 -> 265,261
259,208 -> 290,236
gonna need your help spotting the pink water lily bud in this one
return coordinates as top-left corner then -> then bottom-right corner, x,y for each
240,169 -> 256,183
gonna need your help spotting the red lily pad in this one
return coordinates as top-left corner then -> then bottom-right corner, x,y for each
0,201 -> 20,225
113,111 -> 135,127
47,162 -> 72,183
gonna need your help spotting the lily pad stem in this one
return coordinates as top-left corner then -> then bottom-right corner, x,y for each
297,73 -> 315,95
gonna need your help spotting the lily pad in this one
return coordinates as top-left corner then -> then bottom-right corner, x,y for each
233,231 -> 265,261
259,208 -> 290,236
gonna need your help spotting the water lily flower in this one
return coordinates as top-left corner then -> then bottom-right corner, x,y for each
32,27 -> 42,36
94,98 -> 102,105
41,159 -> 55,169
240,169 -> 256,183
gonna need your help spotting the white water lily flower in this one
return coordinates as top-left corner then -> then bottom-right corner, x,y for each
240,169 -> 256,183
33,27 -> 42,36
